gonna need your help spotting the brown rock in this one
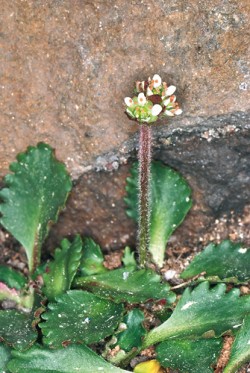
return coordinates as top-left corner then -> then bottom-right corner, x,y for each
0,0 -> 249,179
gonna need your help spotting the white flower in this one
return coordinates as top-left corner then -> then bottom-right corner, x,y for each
165,85 -> 176,96
138,92 -> 147,106
152,74 -> 162,88
146,87 -> 154,96
175,109 -> 183,115
124,97 -> 133,107
151,104 -> 162,116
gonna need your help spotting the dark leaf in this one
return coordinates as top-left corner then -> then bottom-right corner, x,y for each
40,290 -> 124,347
0,143 -> 72,272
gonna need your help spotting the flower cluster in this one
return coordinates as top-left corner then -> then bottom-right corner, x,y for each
124,74 -> 182,124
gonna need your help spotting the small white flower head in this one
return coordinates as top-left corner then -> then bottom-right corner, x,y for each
151,104 -> 162,116
124,74 -> 182,124
124,97 -> 133,107
138,92 -> 147,106
152,74 -> 162,88
165,85 -> 176,97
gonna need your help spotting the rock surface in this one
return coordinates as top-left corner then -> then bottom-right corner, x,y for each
0,0 -> 250,250
0,0 -> 249,177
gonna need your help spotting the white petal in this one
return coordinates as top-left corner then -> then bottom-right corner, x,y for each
163,98 -> 170,106
152,74 -> 162,88
147,87 -> 154,96
175,109 -> 183,115
165,85 -> 176,96
165,110 -> 174,116
138,92 -> 147,106
124,97 -> 133,107
151,104 -> 162,116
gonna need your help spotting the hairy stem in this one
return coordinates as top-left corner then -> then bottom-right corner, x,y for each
138,124 -> 152,268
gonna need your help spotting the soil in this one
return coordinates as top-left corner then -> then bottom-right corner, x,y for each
0,208 -> 249,372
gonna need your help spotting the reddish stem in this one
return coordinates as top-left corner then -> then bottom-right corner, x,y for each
138,124 -> 152,267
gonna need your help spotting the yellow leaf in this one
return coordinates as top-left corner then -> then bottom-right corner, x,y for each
133,359 -> 164,373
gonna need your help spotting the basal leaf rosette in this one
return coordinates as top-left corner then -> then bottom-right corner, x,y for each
124,74 -> 182,124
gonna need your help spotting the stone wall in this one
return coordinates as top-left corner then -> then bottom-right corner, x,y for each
1,0 -> 249,250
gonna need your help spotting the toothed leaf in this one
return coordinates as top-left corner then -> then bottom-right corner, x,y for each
40,290 -> 123,347
0,266 -> 26,289
143,282 -> 250,347
181,240 -> 250,282
79,237 -> 107,276
116,309 -> 146,351
156,338 -> 222,373
224,314 -> 250,373
0,143 -> 72,272
42,235 -> 82,301
75,268 -> 176,304
7,344 -> 130,373
0,310 -> 37,351
125,161 -> 192,267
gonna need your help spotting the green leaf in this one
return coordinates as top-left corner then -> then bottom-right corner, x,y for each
116,309 -> 146,352
75,268 -> 176,304
156,338 -> 222,373
122,247 -> 136,269
79,237 -> 107,276
125,161 -> 192,267
42,235 -> 82,301
7,344 -> 130,373
181,240 -> 250,282
0,266 -> 26,289
40,290 -> 124,347
224,314 -> 250,373
0,343 -> 11,372
143,282 -> 250,347
0,143 -> 72,272
0,310 -> 37,351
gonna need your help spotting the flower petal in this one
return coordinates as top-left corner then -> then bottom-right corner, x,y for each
152,74 -> 162,88
163,98 -> 170,106
147,87 -> 154,96
175,108 -> 183,115
138,92 -> 147,106
165,85 -> 176,96
124,97 -> 133,107
164,110 -> 174,116
151,104 -> 162,116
